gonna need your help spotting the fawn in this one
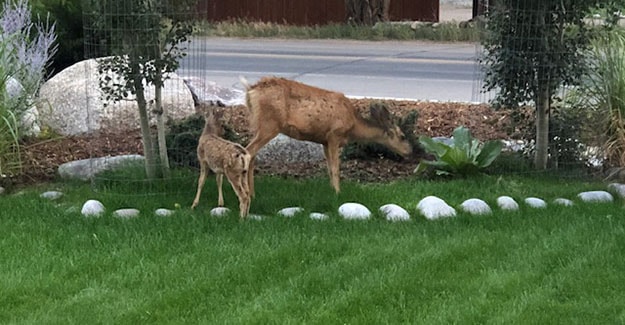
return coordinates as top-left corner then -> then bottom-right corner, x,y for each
191,104 -> 251,219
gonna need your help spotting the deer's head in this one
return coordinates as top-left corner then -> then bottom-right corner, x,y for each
199,101 -> 226,137
369,103 -> 412,157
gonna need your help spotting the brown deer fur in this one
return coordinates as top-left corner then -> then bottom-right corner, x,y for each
241,76 -> 412,194
191,107 -> 252,219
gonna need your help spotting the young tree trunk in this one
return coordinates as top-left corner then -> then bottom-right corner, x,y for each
131,62 -> 158,179
154,75 -> 171,179
534,84 -> 550,170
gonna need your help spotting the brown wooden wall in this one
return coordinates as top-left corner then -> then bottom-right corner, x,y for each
196,0 -> 439,25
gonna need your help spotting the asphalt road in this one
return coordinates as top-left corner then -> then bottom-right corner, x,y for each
178,37 -> 490,102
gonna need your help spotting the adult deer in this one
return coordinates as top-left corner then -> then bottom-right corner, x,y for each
240,76 -> 412,194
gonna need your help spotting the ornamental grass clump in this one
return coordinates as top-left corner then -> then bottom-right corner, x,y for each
0,0 -> 57,177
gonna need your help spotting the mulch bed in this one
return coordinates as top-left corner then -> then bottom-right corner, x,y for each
15,99 -> 512,185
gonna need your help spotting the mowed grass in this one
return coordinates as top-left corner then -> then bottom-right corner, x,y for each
1,172 -> 625,324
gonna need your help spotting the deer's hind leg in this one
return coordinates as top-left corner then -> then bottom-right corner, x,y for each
245,130 -> 279,197
322,141 -> 342,193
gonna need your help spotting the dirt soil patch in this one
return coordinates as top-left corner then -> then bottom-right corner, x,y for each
18,99 -> 512,185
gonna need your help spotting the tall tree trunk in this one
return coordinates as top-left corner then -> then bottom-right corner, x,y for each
534,84 -> 550,170
154,74 -> 171,179
131,62 -> 158,179
534,8 -> 550,171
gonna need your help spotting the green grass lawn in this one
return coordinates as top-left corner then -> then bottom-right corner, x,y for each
1,173 -> 625,324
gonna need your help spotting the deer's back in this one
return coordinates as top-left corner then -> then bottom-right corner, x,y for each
247,77 -> 358,144
198,135 -> 250,173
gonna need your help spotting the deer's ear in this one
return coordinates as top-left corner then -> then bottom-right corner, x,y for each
369,102 -> 393,127
208,108 -> 223,120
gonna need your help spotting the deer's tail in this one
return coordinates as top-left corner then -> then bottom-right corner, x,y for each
239,76 -> 251,90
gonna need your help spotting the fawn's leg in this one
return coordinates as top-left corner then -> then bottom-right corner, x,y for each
192,163 -> 208,209
216,173 -> 224,207
225,169 -> 249,219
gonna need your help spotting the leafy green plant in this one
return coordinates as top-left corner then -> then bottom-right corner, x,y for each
415,126 -> 503,176
88,0 -> 197,179
480,0 -> 594,169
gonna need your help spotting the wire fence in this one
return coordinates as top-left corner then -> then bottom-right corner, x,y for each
80,0 -> 621,196
472,0 -> 620,179
83,0 -> 203,195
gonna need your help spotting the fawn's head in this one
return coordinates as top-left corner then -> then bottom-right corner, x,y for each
199,101 -> 226,137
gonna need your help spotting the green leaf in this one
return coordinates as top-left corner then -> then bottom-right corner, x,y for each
452,126 -> 471,152
476,140 -> 503,168
440,147 -> 469,170
418,136 -> 450,158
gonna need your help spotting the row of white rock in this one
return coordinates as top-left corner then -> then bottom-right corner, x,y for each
37,184 -> 625,221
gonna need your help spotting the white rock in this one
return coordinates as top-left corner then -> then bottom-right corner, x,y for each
58,155 -> 144,181
248,214 -> 264,221
256,134 -> 325,165
460,198 -> 491,215
210,207 -> 231,217
608,183 -> 625,198
277,207 -> 304,217
113,208 -> 140,219
497,196 -> 519,211
155,208 -> 174,217
21,106 -> 40,137
38,58 -> 195,136
553,198 -> 574,206
417,196 -> 456,220
0,186 -> 5,195
309,212 -> 329,221
338,203 -> 372,220
40,191 -> 63,200
379,204 -> 410,222
81,200 -> 105,217
578,191 -> 613,203
525,197 -> 547,208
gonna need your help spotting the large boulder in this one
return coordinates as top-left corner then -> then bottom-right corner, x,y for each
256,134 -> 325,164
38,58 -> 195,135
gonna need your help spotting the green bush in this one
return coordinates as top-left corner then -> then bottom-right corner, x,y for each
510,100 -> 592,170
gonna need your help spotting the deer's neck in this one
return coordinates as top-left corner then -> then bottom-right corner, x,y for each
350,117 -> 385,142
202,119 -> 221,138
